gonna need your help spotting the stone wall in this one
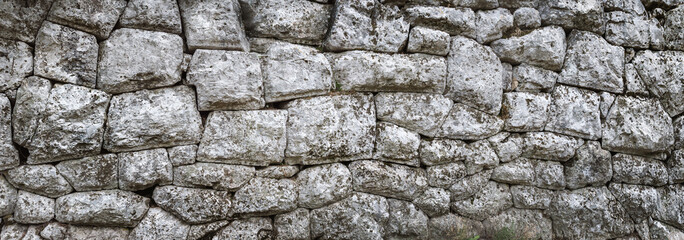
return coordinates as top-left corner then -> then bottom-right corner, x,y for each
0,0 -> 683,239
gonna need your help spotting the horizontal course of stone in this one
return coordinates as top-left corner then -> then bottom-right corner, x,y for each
0,0 -> 683,239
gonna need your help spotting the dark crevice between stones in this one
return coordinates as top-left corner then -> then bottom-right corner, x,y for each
134,186 -> 157,205
14,143 -> 29,166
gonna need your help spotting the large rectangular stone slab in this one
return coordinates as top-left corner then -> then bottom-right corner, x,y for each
47,0 -> 127,39
34,21 -> 98,88
350,160 -> 428,201
602,96 -> 674,155
178,0 -> 249,51
559,30 -> 625,93
262,42 -> 332,103
55,190 -> 150,227
545,85 -> 602,140
104,86 -> 203,152
375,92 -> 452,137
241,0 -> 332,45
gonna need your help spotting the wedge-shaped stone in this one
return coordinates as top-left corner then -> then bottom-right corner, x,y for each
374,122 -> 421,166
483,208 -> 552,239
198,110 -> 287,165
608,183 -> 660,223
386,199 -> 429,239
0,94 -> 18,170
407,27 -> 450,56
47,0 -> 127,39
297,163 -> 352,209
538,0 -> 605,34
613,154 -> 668,186
173,163 -> 255,191
375,92 -> 452,137
0,39 -> 32,92
263,42 -> 332,102
513,64 -> 558,93
213,217 -> 273,239
502,92 -> 550,132
242,0 -> 332,45
310,192 -> 388,240
548,187 -> 634,239
522,132 -> 584,162
559,31 -> 624,93
187,50 -> 264,110
129,207 -> 190,240
624,63 -> 650,96
55,190 -> 150,227
446,36 -> 503,114
285,94 -> 375,165
0,176 -> 17,217
633,50 -> 684,116
564,141 -> 612,189
97,28 -> 182,94
350,160 -> 428,200
6,165 -> 73,198
436,103 -> 504,140
14,191 -> 54,224
451,181 -> 512,221
104,86 -> 203,152
56,154 -> 118,192
274,208 -> 310,240
419,139 -> 469,166
233,178 -> 298,216
34,22 -> 98,88
602,96 -> 674,154
545,85 -> 601,140
511,185 -> 553,209
0,0 -> 52,42
178,0 -> 249,51
325,0 -> 409,52
332,51 -> 446,93
119,0 -> 183,34
405,6 -> 476,36
12,77 -> 51,147
153,186 -> 231,224
491,26 -> 566,71
118,148 -> 173,191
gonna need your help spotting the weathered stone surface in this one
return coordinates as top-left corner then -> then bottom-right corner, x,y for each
98,28 -> 183,94
6,165 -> 73,198
491,26 -> 566,71
602,96 -> 674,154
488,132 -> 524,163
187,50 -> 264,110
118,149 -> 173,191
386,199 -> 429,239
664,6 -> 684,50
152,186 -> 231,224
0,224 -> 42,240
285,94 -> 375,165
564,141 -> 612,189
473,8 -> 514,44
510,185 -> 553,209
502,92 -> 550,132
600,92 -> 616,119
332,51 -> 446,93
514,7 -> 541,29
14,191 -> 54,224
59,225 -> 130,240
274,209 -> 309,240
612,154 -> 668,186
0,0 -> 52,42
428,214 -> 483,240
325,0 -> 409,52
374,122 -> 421,166
624,63 -> 650,96
242,0 -> 331,45
405,6 -> 476,36
559,30 -> 625,93
534,160 -> 565,190
436,103 -> 504,140
11,77 -> 50,147
0,38 -> 32,93
491,158 -> 535,185
213,217 -> 273,240
297,163 -> 352,209
187,220 -> 230,240
310,192 -> 388,240
651,220 -> 684,240
375,92 -> 452,137
24,84 -> 109,163
449,170 -> 492,201
545,85 -> 602,140
34,22 -> 98,88
451,181 -> 513,221
413,187 -> 450,217
605,12 -> 651,49
167,145 -> 197,166
198,110 -> 286,165
608,183 -> 660,223
538,0 -> 605,34
174,163 -> 254,191
128,207 -> 190,240
256,166 -> 299,179
350,160 -> 428,200
446,36 -> 503,114
419,139 -> 469,166
670,149 -> 684,183
119,0 -> 183,34
0,94 -> 17,171
47,0 -> 127,39
548,187 -> 634,239
654,185 -> 684,229
0,176 -> 16,217
633,50 -> 684,116
56,154 -> 118,192
522,132 -> 584,162
427,162 -> 467,188
234,178 -> 298,216
104,86 -> 203,152
512,63 -> 558,93
55,190 -> 150,227
483,208 -> 553,239
263,42 -> 332,102
464,140 -> 500,175
178,0 -> 249,51
407,27 -> 450,56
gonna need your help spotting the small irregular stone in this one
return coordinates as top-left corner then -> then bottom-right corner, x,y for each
545,85 -> 602,140
11,77 -> 50,147
212,217 -> 273,240
167,145 -> 197,166
14,191 -> 54,224
559,30 -> 625,93
427,162 -> 467,188
538,0 -> 605,34
502,92 -> 550,132
413,187 -> 450,217
564,141 -> 613,189
350,160 -> 428,200
310,192 -> 388,240
128,207 -> 191,240
5,165 -> 73,198
47,0 -> 127,39
534,160 -> 566,190
407,27 -> 450,56
56,154 -> 119,191
522,131 -> 584,162
449,170 -> 492,201
187,220 -> 230,240
374,122 -> 421,166
0,176 -> 17,217
451,181 -> 513,221
472,8 -> 514,43
491,26 -> 566,71
255,166 -> 299,179
296,163 -> 352,209
663,6 -> 684,50
0,0 -> 52,42
0,38 -> 32,93
274,209 -> 310,240
34,21 -> 98,88
514,7 -> 541,29
419,138 -> 469,166
491,158 -> 535,185
436,103 -> 504,140
488,133 -> 524,163
178,0 -> 249,51
512,63 -> 558,93
173,163 -> 255,191
233,178 -> 298,216
655,185 -> 684,229
55,190 -> 150,227
152,186 -> 231,224
0,94 -> 18,170
405,6 -> 476,36
510,185 -> 553,209
612,153 -> 668,186
375,92 -> 452,137
602,96 -> 674,155
262,42 -> 332,102
608,183 -> 660,223
117,148 -> 173,191
386,199 -> 429,239
482,208 -> 552,239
